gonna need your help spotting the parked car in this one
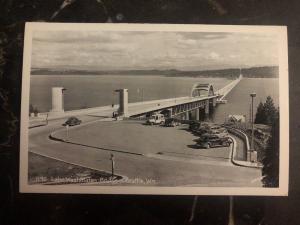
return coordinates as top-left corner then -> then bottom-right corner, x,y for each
194,122 -> 214,135
112,111 -> 119,120
196,134 -> 232,149
164,118 -> 181,127
189,121 -> 201,131
206,128 -> 229,137
63,117 -> 82,126
146,113 -> 165,125
196,123 -> 228,136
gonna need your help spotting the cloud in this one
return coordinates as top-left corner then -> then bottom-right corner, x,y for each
33,30 -> 124,44
31,30 -> 279,70
208,52 -> 220,60
179,32 -> 230,41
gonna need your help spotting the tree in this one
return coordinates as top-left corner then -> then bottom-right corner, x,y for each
254,96 -> 277,125
262,114 -> 279,187
254,101 -> 266,124
264,96 -> 277,125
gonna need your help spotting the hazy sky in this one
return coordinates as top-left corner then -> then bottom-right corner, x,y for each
31,30 -> 279,71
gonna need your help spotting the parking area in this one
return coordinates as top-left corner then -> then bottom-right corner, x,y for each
53,119 -> 231,163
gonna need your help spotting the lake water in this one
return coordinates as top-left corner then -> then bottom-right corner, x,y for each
30,75 -> 232,112
30,75 -> 279,123
213,78 -> 279,123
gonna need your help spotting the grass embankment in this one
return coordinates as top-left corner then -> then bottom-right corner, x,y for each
28,152 -> 121,185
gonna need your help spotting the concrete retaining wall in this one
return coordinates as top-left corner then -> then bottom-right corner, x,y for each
226,126 -> 250,151
227,126 -> 262,168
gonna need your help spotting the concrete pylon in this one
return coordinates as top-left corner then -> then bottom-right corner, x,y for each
185,111 -> 189,120
169,108 -> 173,117
115,89 -> 128,117
205,99 -> 210,115
212,97 -> 217,107
50,87 -> 66,115
195,108 -> 200,120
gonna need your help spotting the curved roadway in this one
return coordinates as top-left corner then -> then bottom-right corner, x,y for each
29,115 -> 262,187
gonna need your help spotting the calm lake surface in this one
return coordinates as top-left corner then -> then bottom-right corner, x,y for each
30,75 -> 232,112
30,75 -> 279,123
213,78 -> 279,123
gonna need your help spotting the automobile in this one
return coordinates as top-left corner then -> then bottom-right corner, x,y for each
194,122 -> 214,135
164,118 -> 181,127
63,116 -> 82,126
112,111 -> 119,120
195,123 -> 227,136
196,134 -> 232,149
146,113 -> 165,125
205,128 -> 229,137
189,121 -> 201,131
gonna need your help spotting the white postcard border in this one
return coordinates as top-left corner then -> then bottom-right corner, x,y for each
20,22 -> 289,196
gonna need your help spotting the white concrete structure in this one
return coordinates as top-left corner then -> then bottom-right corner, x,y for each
116,89 -> 129,117
185,111 -> 189,120
228,114 -> 246,123
205,99 -> 210,115
50,87 -> 65,115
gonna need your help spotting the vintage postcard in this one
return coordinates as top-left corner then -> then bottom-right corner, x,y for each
20,22 -> 289,195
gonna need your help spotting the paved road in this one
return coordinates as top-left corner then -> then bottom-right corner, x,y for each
28,115 -> 262,187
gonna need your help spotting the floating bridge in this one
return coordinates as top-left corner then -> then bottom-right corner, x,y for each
30,75 -> 242,124
118,75 -> 242,120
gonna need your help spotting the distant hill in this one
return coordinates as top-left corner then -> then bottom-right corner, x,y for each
31,66 -> 279,78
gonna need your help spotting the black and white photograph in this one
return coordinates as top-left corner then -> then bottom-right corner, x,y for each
20,23 -> 288,195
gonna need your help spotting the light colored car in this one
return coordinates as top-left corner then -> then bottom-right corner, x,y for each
146,113 -> 165,125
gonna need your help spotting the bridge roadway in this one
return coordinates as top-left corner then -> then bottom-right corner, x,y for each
30,95 -> 217,127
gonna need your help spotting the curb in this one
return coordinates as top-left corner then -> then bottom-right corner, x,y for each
29,123 -> 47,129
225,126 -> 250,150
229,134 -> 262,169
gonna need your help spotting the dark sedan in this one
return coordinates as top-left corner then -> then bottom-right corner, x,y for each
63,117 -> 82,126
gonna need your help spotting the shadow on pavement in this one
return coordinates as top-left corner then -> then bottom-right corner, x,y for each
49,134 -> 143,156
187,144 -> 200,149
166,150 -> 230,160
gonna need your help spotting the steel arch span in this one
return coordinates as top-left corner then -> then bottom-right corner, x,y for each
190,83 -> 214,97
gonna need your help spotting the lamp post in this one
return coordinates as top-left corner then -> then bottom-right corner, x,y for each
62,88 -> 67,111
250,93 -> 256,151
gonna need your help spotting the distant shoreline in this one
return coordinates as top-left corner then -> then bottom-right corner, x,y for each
31,66 -> 279,78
